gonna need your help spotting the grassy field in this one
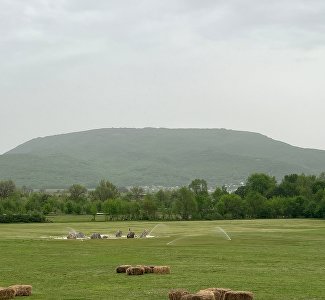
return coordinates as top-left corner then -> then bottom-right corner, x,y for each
0,218 -> 324,299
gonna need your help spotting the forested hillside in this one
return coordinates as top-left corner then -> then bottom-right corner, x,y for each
1,128 -> 325,188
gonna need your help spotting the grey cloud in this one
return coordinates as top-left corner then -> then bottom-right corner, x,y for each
2,0 -> 325,69
193,0 -> 325,46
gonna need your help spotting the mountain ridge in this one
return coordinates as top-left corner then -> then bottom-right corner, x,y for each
1,128 -> 325,188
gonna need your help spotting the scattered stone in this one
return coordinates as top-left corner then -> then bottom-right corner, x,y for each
67,232 -> 85,239
127,231 -> 135,239
76,232 -> 86,238
115,230 -> 122,238
90,233 -> 102,239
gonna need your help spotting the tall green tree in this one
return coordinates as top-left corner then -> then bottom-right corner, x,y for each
217,194 -> 246,219
245,191 -> 267,218
212,185 -> 229,202
68,184 -> 87,201
94,180 -> 119,201
189,179 -> 208,196
174,187 -> 197,220
141,195 -> 157,220
246,173 -> 276,198
0,180 -> 16,198
189,179 -> 211,218
129,186 -> 144,201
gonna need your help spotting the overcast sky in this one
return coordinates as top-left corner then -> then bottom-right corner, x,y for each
1,0 -> 325,154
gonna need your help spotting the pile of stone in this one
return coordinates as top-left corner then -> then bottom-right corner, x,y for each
67,232 -> 85,239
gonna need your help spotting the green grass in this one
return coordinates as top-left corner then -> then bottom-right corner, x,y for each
0,219 -> 324,299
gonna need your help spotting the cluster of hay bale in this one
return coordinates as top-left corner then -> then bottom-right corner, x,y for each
126,267 -> 145,275
168,289 -> 190,300
116,265 -> 170,275
0,287 -> 15,300
223,291 -> 254,300
153,266 -> 171,274
0,285 -> 32,299
135,265 -> 155,273
9,286 -> 32,297
116,265 -> 132,273
168,288 -> 253,300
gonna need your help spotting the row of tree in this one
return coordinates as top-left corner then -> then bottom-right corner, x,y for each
1,172 -> 325,221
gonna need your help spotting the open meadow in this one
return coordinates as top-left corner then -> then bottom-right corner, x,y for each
0,218 -> 324,299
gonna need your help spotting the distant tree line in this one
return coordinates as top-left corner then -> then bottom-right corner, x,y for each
1,173 -> 325,222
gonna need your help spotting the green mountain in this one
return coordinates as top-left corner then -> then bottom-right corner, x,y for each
1,128 -> 325,188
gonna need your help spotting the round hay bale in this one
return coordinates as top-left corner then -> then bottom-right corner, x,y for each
196,290 -> 215,300
153,266 -> 171,274
198,289 -> 222,300
181,293 -> 214,300
144,266 -> 155,273
168,289 -> 190,300
135,265 -> 153,273
204,288 -> 230,299
0,287 -> 15,299
9,285 -> 32,296
180,294 -> 201,300
126,266 -> 145,275
116,265 -> 132,273
223,291 -> 254,300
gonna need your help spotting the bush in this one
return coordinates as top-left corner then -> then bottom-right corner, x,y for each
0,213 -> 46,223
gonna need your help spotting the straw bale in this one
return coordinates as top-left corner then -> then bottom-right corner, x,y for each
196,290 -> 215,299
0,287 -> 15,300
116,265 -> 132,273
9,285 -> 32,296
135,265 -> 154,273
153,266 -> 171,274
198,289 -> 222,300
168,289 -> 190,300
223,291 -> 253,300
126,266 -> 145,275
211,288 -> 231,299
180,292 -> 215,300
145,266 -> 155,273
